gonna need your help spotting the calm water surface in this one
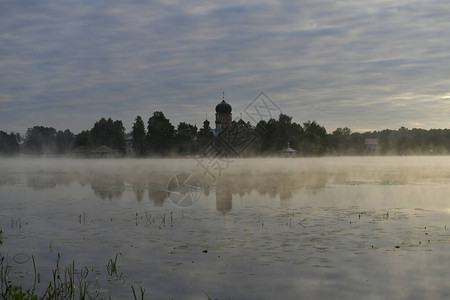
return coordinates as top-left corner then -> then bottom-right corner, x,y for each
1,157 -> 450,299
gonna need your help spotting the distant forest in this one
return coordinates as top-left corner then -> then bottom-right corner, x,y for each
2,111 -> 450,156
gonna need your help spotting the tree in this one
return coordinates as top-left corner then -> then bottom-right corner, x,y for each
146,111 -> 175,155
173,122 -> 197,154
0,131 -> 19,155
252,114 -> 303,154
252,119 -> 276,154
24,126 -> 57,154
277,113 -> 303,151
302,121 -> 327,155
330,127 -> 352,154
74,130 -> 92,149
132,115 -> 147,156
55,129 -> 74,154
90,118 -> 126,153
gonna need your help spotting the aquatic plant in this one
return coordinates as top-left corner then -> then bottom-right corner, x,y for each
43,257 -> 94,299
1,251 -> 95,299
0,254 -> 39,300
107,253 -> 122,277
0,255 -> 11,296
131,285 -> 146,300
0,251 -> 148,299
159,213 -> 166,227
3,285 -> 39,300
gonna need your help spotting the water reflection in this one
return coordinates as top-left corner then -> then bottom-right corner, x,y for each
216,188 -> 232,215
19,168 -> 329,208
26,172 -> 74,190
147,183 -> 168,207
77,169 -> 171,206
215,171 -> 328,201
131,184 -> 145,202
3,157 -> 450,299
78,171 -> 126,200
11,157 -> 450,209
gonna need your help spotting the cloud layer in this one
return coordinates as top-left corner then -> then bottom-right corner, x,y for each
1,0 -> 450,133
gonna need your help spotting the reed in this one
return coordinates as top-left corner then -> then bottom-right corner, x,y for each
131,285 -> 146,300
107,253 -> 122,277
0,230 -> 146,299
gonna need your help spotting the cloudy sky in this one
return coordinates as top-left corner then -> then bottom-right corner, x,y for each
1,0 -> 450,134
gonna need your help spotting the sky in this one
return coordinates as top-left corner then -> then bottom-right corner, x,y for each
1,0 -> 450,135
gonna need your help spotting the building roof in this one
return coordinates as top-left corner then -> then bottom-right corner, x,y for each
91,145 -> 117,153
215,100 -> 232,114
72,146 -> 88,153
124,132 -> 133,141
365,139 -> 379,145
281,142 -> 297,153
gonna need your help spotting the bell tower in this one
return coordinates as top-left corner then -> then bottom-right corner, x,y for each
215,91 -> 232,130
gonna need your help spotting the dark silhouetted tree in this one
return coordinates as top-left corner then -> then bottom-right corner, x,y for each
55,129 -> 74,154
74,130 -> 92,149
132,115 -> 147,156
252,114 -> 303,154
302,121 -> 327,155
173,122 -> 197,154
90,118 -> 126,153
146,111 -> 175,155
329,127 -> 352,154
25,126 -> 57,154
0,131 -> 19,155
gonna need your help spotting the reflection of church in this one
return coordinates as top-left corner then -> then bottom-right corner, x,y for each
216,188 -> 232,215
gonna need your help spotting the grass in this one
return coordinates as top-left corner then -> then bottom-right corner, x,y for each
1,254 -> 39,299
106,253 -> 122,277
131,285 -> 146,300
0,251 -> 145,300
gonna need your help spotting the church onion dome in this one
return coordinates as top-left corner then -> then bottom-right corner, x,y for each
215,100 -> 232,114
203,119 -> 210,127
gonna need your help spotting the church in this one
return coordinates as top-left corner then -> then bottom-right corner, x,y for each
203,92 -> 233,136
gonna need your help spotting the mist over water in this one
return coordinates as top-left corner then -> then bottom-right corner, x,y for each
1,157 -> 450,299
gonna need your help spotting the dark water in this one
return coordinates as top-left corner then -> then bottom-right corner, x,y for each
1,157 -> 450,299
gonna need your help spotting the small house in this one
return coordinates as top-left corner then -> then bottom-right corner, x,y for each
365,139 -> 379,152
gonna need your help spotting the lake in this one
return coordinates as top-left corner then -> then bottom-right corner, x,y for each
1,157 -> 450,299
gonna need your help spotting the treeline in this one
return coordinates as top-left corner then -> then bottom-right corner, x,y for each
330,126 -> 450,155
1,112 -> 450,156
0,131 -> 20,155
